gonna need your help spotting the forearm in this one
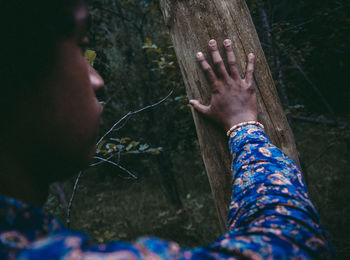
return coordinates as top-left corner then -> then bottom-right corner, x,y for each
11,125 -> 331,259
213,124 -> 332,258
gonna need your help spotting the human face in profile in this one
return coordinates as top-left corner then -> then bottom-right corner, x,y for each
0,0 -> 105,204
39,1 -> 104,175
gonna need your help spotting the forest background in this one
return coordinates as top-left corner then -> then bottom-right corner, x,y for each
45,0 -> 350,258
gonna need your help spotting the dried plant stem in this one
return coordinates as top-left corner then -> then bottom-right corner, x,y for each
93,156 -> 137,179
97,89 -> 173,145
66,90 -> 173,226
66,171 -> 83,228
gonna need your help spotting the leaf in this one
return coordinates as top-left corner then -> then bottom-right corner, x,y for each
100,149 -> 109,156
145,147 -> 163,155
106,143 -> 117,151
97,140 -> 106,151
120,137 -> 131,144
294,104 -> 304,109
130,141 -> 139,147
126,143 -> 133,151
125,141 -> 136,151
184,224 -> 193,230
85,50 -> 97,65
139,144 -> 149,151
118,233 -> 127,238
126,150 -> 140,154
116,144 -> 125,151
142,38 -> 152,49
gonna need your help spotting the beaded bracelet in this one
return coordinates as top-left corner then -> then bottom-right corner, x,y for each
226,121 -> 264,136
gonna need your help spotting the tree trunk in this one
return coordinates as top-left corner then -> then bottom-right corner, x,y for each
159,0 -> 300,232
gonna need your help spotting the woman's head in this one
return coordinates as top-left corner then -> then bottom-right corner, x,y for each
0,0 -> 104,182
1,0 -> 82,92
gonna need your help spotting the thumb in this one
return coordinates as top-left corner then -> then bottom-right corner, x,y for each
189,99 -> 210,115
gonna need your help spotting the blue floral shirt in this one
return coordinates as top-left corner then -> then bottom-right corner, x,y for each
0,125 -> 332,259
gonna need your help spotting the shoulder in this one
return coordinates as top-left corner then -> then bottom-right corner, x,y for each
0,195 -> 64,258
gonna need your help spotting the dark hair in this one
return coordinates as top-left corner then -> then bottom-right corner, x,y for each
0,0 -> 84,105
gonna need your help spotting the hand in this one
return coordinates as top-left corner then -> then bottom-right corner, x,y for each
189,39 -> 258,132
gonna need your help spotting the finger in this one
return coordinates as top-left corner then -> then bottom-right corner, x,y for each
245,53 -> 255,84
208,39 -> 230,80
196,52 -> 217,85
223,39 -> 240,79
189,99 -> 210,115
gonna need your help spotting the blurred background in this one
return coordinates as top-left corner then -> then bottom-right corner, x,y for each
44,0 -> 350,258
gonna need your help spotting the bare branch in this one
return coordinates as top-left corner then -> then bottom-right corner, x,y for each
306,141 -> 337,169
97,89 -> 173,145
89,155 -> 113,167
66,171 -> 83,228
258,1 -> 289,107
50,182 -> 68,208
277,46 -> 335,117
275,20 -> 313,35
66,91 -> 172,226
290,115 -> 347,126
292,61 -> 335,116
93,156 -> 137,179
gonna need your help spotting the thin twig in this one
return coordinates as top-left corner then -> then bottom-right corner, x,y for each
306,142 -> 336,169
113,116 -> 132,132
50,182 -> 68,208
258,1 -> 289,106
290,115 -> 347,126
89,155 -> 113,167
292,61 -> 335,116
66,90 -> 173,226
66,171 -> 83,228
274,20 -> 313,35
278,46 -> 335,117
93,156 -> 137,179
97,89 -> 173,145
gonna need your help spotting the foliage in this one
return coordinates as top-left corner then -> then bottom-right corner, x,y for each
96,138 -> 163,156
84,50 -> 97,65
248,0 -> 349,115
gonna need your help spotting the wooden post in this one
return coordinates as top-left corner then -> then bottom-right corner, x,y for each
159,0 -> 300,232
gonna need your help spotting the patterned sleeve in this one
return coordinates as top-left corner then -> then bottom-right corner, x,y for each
205,124 -> 332,258
3,125 -> 332,259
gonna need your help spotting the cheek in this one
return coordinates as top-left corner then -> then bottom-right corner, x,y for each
56,83 -> 101,154
48,87 -> 101,167
44,52 -> 101,165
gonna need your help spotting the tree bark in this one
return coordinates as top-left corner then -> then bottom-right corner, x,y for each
159,0 -> 300,232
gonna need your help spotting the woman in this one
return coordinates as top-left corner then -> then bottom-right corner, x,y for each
0,0 -> 331,258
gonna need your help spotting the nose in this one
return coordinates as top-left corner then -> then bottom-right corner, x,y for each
88,64 -> 104,92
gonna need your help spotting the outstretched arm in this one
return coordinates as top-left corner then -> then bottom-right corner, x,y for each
5,39 -> 332,259
190,39 -> 332,258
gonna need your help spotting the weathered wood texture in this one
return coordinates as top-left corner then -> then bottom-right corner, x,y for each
160,0 -> 300,232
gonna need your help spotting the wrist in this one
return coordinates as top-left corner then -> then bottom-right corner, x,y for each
224,115 -> 258,132
226,121 -> 264,136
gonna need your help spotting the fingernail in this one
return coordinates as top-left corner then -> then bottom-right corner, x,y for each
196,52 -> 203,59
249,53 -> 255,59
223,39 -> 231,46
209,39 -> 216,46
